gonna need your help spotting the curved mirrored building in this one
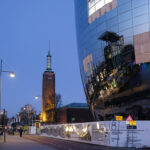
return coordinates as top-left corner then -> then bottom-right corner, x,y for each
74,0 -> 150,120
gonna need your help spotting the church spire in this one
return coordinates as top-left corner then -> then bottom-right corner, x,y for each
46,51 -> 52,71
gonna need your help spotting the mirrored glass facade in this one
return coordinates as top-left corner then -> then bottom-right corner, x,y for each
74,0 -> 150,120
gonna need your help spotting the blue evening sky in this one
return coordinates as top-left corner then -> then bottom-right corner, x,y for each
0,0 -> 85,117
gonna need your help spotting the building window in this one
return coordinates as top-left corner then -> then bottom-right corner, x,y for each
87,0 -> 117,24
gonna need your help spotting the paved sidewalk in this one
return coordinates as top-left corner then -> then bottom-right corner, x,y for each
0,135 -> 57,150
24,135 -> 137,150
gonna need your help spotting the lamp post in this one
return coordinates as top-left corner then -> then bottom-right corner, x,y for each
34,95 -> 43,123
0,59 -> 15,112
0,59 -> 15,143
0,60 -> 2,113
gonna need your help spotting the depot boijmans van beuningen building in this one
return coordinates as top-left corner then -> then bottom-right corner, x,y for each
74,0 -> 150,121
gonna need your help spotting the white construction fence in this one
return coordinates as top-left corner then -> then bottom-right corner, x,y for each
31,121 -> 150,148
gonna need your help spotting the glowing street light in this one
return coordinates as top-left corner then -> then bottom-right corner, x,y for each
34,95 -> 42,100
34,96 -> 39,100
0,59 -> 16,111
9,72 -> 16,78
34,95 -> 43,122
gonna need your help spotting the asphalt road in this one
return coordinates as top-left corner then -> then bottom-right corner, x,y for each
23,135 -> 136,150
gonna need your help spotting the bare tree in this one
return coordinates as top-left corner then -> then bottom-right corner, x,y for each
54,93 -> 62,123
55,94 -> 62,108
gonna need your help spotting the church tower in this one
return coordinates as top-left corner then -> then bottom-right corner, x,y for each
42,51 -> 55,123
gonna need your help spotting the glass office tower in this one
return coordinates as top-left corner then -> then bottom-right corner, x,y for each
74,0 -> 150,120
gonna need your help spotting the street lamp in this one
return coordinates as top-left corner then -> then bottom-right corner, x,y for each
0,59 -> 16,111
9,72 -> 15,78
34,96 -> 40,100
34,95 -> 43,123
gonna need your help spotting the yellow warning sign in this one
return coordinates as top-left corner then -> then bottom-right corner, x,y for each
129,121 -> 136,126
116,116 -> 123,121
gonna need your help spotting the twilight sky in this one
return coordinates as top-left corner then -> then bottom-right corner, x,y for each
0,0 -> 85,117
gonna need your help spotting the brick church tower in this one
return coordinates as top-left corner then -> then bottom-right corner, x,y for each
42,51 -> 55,123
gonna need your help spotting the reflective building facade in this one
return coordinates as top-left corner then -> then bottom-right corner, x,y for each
74,0 -> 150,120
